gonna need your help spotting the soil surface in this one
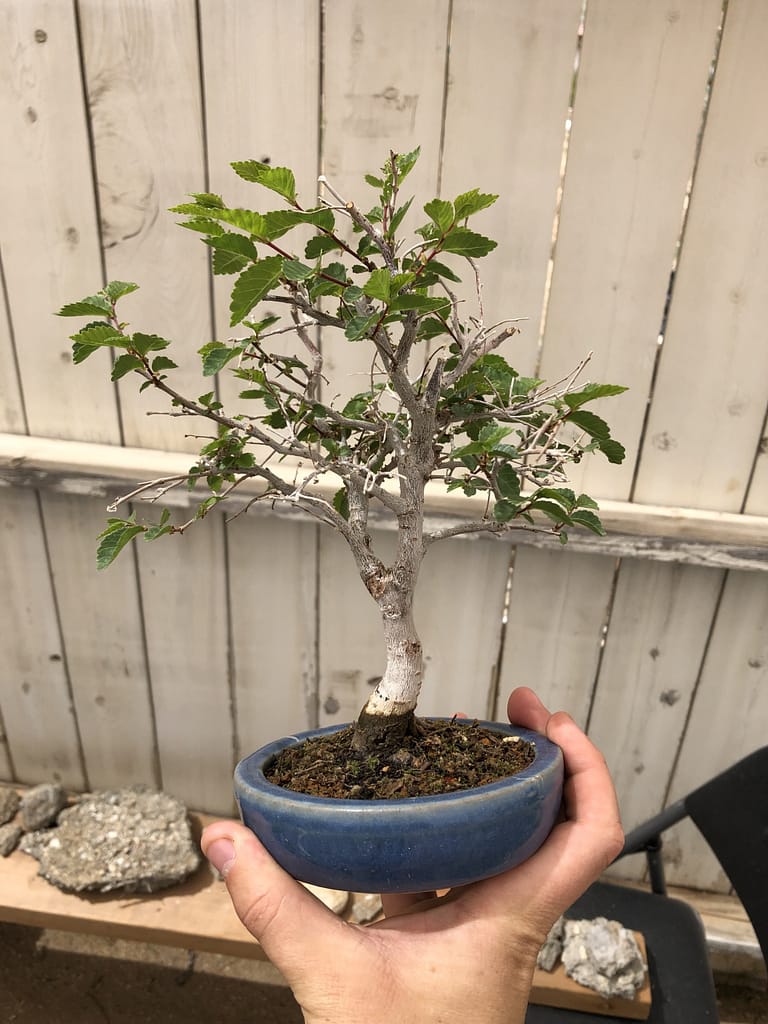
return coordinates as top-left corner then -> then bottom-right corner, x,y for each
266,718 -> 535,799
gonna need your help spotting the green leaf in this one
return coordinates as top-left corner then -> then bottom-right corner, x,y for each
529,499 -> 570,525
332,487 -> 350,520
70,323 -> 125,347
493,498 -> 521,523
144,508 -> 172,541
423,259 -> 461,283
132,332 -> 171,356
212,248 -> 250,275
453,189 -> 498,220
263,207 -> 335,240
57,294 -> 112,317
424,198 -> 454,234
199,341 -> 242,376
282,259 -> 314,282
395,147 -> 420,181
206,232 -> 259,260
96,519 -> 145,570
567,409 -> 610,440
496,464 -> 520,499
177,217 -> 225,236
189,192 -> 225,209
365,174 -> 384,188
231,161 -> 297,203
363,268 -> 392,303
598,437 -> 626,464
388,196 -> 413,236
441,228 -> 497,258
305,234 -> 342,259
389,294 -> 450,315
104,281 -> 139,301
230,256 -> 283,326
111,354 -> 144,381
564,383 -> 628,409
216,208 -> 268,236
151,355 -> 178,373
569,509 -> 606,535
575,493 -> 600,510
345,313 -> 380,340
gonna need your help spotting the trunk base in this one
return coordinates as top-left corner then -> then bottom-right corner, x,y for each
350,707 -> 419,756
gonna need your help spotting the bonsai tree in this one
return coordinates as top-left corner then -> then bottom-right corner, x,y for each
58,149 -> 625,756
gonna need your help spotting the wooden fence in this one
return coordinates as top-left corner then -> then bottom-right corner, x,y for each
0,0 -> 766,895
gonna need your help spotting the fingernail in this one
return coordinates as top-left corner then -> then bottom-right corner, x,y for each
206,837 -> 236,878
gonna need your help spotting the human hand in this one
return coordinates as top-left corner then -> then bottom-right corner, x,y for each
201,688 -> 623,1024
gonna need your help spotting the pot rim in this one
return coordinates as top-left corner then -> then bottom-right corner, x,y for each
235,718 -> 562,810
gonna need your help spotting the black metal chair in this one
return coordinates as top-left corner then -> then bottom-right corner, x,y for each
526,744 -> 768,1023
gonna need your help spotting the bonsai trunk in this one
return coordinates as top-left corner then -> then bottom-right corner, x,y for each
351,579 -> 424,755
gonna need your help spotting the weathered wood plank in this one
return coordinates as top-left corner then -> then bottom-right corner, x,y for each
588,561 -> 725,882
199,0 -> 321,410
227,514 -> 318,759
663,568 -> 768,891
539,0 -> 724,499
440,0 -> 583,377
1,432 -> 766,568
634,0 -> 768,512
78,0 -> 211,452
39,492 -> 158,791
0,272 -> 25,435
0,490 -> 85,788
498,547 -> 615,727
0,0 -> 121,442
134,514 -> 233,814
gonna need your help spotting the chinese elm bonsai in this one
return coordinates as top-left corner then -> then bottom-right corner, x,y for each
58,148 -> 625,773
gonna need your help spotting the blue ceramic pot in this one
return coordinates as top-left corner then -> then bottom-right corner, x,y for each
234,719 -> 563,894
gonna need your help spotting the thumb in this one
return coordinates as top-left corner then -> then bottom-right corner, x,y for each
201,820 -> 347,978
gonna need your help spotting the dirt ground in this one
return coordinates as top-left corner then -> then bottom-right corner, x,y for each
1,921 -> 766,1023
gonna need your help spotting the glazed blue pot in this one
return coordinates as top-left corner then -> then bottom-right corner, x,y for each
234,719 -> 563,894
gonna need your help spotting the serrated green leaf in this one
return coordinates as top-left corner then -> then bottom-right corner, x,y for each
206,232 -> 259,260
364,174 -> 384,188
283,259 -> 314,282
189,192 -> 225,209
231,161 -> 297,203
132,332 -> 171,356
363,268 -> 392,303
575,493 -> 600,510
424,198 -> 454,234
212,248 -> 250,275
144,508 -> 172,541
564,383 -> 629,409
96,520 -> 144,569
598,437 -> 626,464
388,196 -> 413,236
424,259 -> 461,283
344,313 -> 380,340
534,487 -> 575,511
216,208 -> 267,236
151,355 -> 178,373
104,281 -> 139,301
70,323 -> 125,347
199,342 -> 242,376
529,499 -> 570,524
569,509 -> 606,535
229,256 -> 283,326
177,217 -> 225,236
57,294 -> 112,317
389,294 -> 451,315
441,228 -> 497,258
111,353 -> 144,380
395,147 -> 420,181
453,189 -> 498,220
72,342 -> 99,364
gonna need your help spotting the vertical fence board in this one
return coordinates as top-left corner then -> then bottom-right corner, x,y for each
199,0 -> 320,409
498,547 -> 615,726
440,0 -> 582,375
540,0 -> 723,500
634,0 -> 768,512
78,0 -> 210,453
0,280 -> 25,434
0,489 -> 85,788
135,518 -> 233,813
587,561 -> 725,881
39,492 -> 157,789
663,570 -> 768,890
0,0 -> 120,442
228,515 -> 318,758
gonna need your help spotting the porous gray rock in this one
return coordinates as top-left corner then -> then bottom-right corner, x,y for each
20,783 -> 66,831
537,916 -> 565,972
19,787 -> 200,894
561,917 -> 647,999
0,822 -> 23,856
0,787 -> 20,826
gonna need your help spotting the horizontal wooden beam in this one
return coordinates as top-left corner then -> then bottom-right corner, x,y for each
1,432 -> 766,571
